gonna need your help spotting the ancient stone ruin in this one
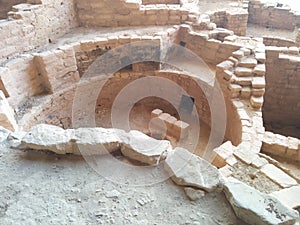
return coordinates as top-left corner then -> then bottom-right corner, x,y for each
0,0 -> 299,224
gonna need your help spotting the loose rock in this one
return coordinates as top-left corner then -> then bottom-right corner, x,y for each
223,177 -> 299,225
164,147 -> 222,192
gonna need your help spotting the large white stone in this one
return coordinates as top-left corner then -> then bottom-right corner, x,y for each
164,147 -> 222,192
224,177 -> 299,225
121,130 -> 172,165
0,126 -> 11,142
271,185 -> 300,210
73,127 -> 128,156
21,124 -> 74,154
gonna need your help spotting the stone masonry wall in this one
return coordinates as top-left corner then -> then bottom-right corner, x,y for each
0,45 -> 79,109
0,0 -> 77,64
208,8 -> 248,36
262,131 -> 300,162
263,37 -> 299,47
263,46 -> 300,138
0,0 -> 26,19
75,0 -> 189,27
248,0 -> 300,30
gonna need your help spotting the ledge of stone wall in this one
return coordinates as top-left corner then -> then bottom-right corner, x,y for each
0,0 -> 78,64
207,7 -> 248,36
263,36 -> 299,47
248,0 -> 300,30
75,0 -> 190,27
262,131 -> 300,162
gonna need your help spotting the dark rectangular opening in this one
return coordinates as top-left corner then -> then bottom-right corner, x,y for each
179,95 -> 195,114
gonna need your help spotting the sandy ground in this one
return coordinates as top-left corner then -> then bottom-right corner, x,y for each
0,142 -> 248,225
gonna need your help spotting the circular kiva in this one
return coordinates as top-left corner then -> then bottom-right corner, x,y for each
72,41 -> 227,186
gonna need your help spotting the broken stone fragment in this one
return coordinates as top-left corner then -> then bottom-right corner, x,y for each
21,124 -> 74,154
121,130 -> 172,165
164,147 -> 222,192
73,127 -> 128,155
271,185 -> 300,210
184,187 -> 206,201
0,91 -> 18,132
0,126 -> 11,142
224,177 -> 299,225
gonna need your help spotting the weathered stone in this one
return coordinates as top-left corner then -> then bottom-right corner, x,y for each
251,156 -> 268,169
255,52 -> 266,64
164,147 -> 222,192
252,77 -> 266,88
0,126 -> 10,142
261,164 -> 298,188
212,141 -> 235,168
151,109 -> 163,118
218,165 -> 233,178
224,177 -> 299,225
0,91 -> 18,132
7,131 -> 27,148
233,147 -> 257,165
234,67 -> 253,77
73,127 -> 127,155
272,185 -> 300,209
253,64 -> 266,76
250,96 -> 264,109
184,187 -> 206,201
238,57 -> 257,68
121,130 -> 172,165
21,124 -> 74,154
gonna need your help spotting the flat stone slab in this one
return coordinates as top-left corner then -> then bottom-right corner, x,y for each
73,127 -> 128,155
261,164 -> 298,188
20,124 -> 172,166
21,124 -> 74,154
224,177 -> 299,225
238,57 -> 257,68
271,185 -> 300,209
121,130 -> 172,165
164,147 -> 222,192
234,67 -> 253,77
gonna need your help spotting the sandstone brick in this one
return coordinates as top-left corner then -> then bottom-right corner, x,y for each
261,164 -> 298,188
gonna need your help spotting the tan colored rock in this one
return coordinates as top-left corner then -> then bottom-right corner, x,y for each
234,67 -> 253,77
184,187 -> 206,201
0,91 -> 18,132
253,64 -> 266,76
121,130 -> 172,165
238,58 -> 257,68
252,77 -> 266,89
261,164 -> 298,188
73,128 -> 127,155
233,146 -> 257,165
250,96 -> 264,109
164,147 -> 222,192
21,124 -> 74,154
151,109 -> 163,118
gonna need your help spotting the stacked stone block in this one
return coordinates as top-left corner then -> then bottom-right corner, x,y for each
150,109 -> 190,141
